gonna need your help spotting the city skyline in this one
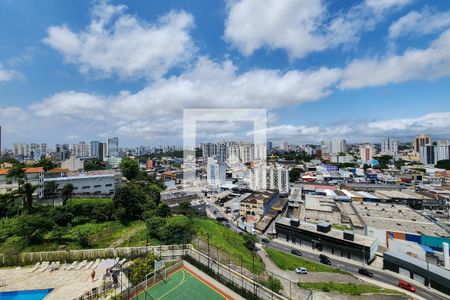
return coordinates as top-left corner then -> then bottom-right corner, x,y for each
1,0 -> 450,147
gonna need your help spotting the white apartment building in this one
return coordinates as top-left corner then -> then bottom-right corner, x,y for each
420,145 -> 437,165
206,157 -> 226,187
0,167 -> 44,198
359,143 -> 374,162
201,142 -> 227,164
249,162 -> 289,195
381,138 -> 398,155
13,143 -> 30,157
330,139 -> 347,154
70,142 -> 89,158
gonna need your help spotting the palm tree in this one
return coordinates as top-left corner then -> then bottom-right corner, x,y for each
20,183 -> 37,212
6,165 -> 26,191
44,181 -> 59,206
61,183 -> 74,205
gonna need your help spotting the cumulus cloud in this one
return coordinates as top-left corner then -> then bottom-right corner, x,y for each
224,0 -> 411,59
339,28 -> 450,89
30,91 -> 107,120
43,1 -> 195,79
109,57 -> 342,120
388,8 -> 450,40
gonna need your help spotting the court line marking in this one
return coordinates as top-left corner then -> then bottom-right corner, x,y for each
157,269 -> 186,300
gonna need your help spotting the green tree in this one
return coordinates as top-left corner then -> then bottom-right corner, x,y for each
6,164 -> 26,190
113,183 -> 148,222
128,253 -> 159,285
261,276 -> 283,293
15,214 -> 54,244
243,233 -> 258,252
289,168 -> 302,182
176,201 -> 197,217
34,158 -> 55,172
20,183 -> 37,212
155,203 -> 171,217
44,181 -> 59,206
61,183 -> 74,205
145,215 -> 166,239
84,159 -> 106,171
120,157 -> 141,181
159,216 -> 194,244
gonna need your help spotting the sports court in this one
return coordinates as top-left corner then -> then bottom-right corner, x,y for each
131,266 -> 234,300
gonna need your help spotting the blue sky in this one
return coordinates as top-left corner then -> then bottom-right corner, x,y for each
1,0 -> 450,148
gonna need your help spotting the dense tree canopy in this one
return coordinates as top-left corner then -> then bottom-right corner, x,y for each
120,157 -> 141,181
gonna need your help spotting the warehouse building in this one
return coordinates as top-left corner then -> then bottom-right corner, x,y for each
275,217 -> 378,263
384,251 -> 450,295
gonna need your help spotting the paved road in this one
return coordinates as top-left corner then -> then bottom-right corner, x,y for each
266,240 -> 448,300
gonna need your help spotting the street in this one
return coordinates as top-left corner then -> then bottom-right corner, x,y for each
267,239 -> 448,300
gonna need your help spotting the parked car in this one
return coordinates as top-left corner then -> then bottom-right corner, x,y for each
291,250 -> 302,256
319,254 -> 329,260
398,280 -> 416,292
320,258 -> 331,265
261,238 -> 270,243
225,223 -> 231,228
358,268 -> 373,277
295,267 -> 307,274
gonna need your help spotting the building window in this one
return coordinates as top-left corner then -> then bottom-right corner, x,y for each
105,184 -> 113,187
82,186 -> 90,189
94,185 -> 101,188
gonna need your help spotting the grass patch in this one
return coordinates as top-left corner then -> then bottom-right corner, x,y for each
192,217 -> 264,274
265,247 -> 346,273
66,197 -> 112,206
298,282 -> 402,296
332,224 -> 351,231
0,219 -> 147,253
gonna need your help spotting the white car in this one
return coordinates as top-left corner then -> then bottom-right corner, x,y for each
295,267 -> 307,274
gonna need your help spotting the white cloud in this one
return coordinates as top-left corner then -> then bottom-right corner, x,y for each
367,112 -> 450,135
19,57 -> 340,141
364,0 -> 412,12
224,0 -> 327,58
43,1 -> 195,79
0,63 -> 23,82
30,91 -> 107,120
109,57 -> 342,120
339,28 -> 450,89
388,8 -> 450,40
224,0 -> 411,59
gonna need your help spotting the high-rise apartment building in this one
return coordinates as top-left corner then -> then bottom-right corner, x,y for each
249,162 -> 289,195
381,138 -> 398,155
359,144 -> 374,162
420,144 -> 437,165
201,142 -> 227,164
99,143 -> 107,161
329,139 -> 347,154
206,157 -> 226,187
107,137 -> 119,157
414,134 -> 432,153
90,141 -> 100,159
12,143 -> 30,157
